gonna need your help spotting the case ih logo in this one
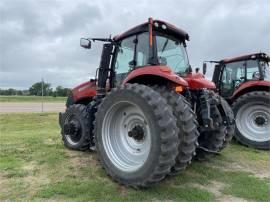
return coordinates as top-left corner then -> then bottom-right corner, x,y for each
78,85 -> 89,92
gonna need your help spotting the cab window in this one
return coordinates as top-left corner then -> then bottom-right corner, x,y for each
246,60 -> 260,80
221,61 -> 245,97
115,32 -> 150,75
114,33 -> 150,85
156,35 -> 189,74
136,33 -> 149,66
115,36 -> 136,74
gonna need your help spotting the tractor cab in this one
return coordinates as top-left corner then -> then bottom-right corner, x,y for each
80,18 -> 215,94
212,52 -> 270,99
208,53 -> 270,149
111,19 -> 216,90
80,19 -> 190,90
113,19 -> 189,73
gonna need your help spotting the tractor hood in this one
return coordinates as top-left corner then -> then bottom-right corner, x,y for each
184,73 -> 216,90
71,80 -> 97,102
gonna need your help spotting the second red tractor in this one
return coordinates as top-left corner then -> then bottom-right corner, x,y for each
205,53 -> 270,150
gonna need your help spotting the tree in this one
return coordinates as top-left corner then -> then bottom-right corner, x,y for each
17,90 -> 23,95
29,82 -> 52,96
55,86 -> 71,97
0,88 -> 17,95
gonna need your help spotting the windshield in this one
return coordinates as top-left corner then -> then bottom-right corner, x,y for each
156,35 -> 189,74
261,60 -> 270,81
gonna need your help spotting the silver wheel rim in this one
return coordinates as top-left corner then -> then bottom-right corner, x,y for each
236,102 -> 270,142
102,101 -> 151,172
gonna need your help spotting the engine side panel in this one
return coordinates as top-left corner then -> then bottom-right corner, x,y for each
184,73 -> 216,89
71,81 -> 97,103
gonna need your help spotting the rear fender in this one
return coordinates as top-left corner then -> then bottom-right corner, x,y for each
231,81 -> 270,100
123,66 -> 188,87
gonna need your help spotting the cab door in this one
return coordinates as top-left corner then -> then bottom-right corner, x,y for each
113,33 -> 149,85
114,35 -> 136,85
220,61 -> 245,98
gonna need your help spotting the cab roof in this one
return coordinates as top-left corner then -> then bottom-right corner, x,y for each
220,52 -> 270,63
113,19 -> 189,42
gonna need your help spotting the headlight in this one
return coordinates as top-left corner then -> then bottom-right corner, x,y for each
161,24 -> 167,30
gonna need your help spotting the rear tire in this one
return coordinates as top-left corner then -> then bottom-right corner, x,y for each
232,91 -> 270,150
94,84 -> 179,187
152,86 -> 199,174
61,104 -> 91,151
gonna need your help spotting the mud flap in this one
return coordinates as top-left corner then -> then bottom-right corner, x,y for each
217,100 -> 235,127
59,112 -> 65,129
199,91 -> 214,129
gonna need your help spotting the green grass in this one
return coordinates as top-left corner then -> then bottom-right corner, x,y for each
0,113 -> 269,201
0,95 -> 66,102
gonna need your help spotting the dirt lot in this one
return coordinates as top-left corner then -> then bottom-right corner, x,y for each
0,102 -> 65,113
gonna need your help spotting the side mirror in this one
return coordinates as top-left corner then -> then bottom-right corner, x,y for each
80,38 -> 91,49
203,63 -> 207,75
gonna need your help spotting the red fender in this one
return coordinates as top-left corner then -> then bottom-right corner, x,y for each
123,66 -> 188,87
231,80 -> 270,99
71,66 -> 189,102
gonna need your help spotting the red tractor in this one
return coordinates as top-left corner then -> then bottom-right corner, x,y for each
59,18 -> 234,187
205,53 -> 270,149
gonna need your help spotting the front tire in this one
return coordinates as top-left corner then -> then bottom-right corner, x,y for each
94,84 -> 179,187
61,104 -> 91,151
232,91 -> 270,150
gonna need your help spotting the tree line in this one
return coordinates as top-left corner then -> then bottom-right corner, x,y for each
0,82 -> 71,97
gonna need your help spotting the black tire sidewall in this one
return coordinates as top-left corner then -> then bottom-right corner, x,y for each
62,105 -> 89,150
152,86 -> 198,172
95,89 -> 164,184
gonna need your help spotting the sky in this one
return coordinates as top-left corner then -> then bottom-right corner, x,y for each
0,0 -> 269,89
